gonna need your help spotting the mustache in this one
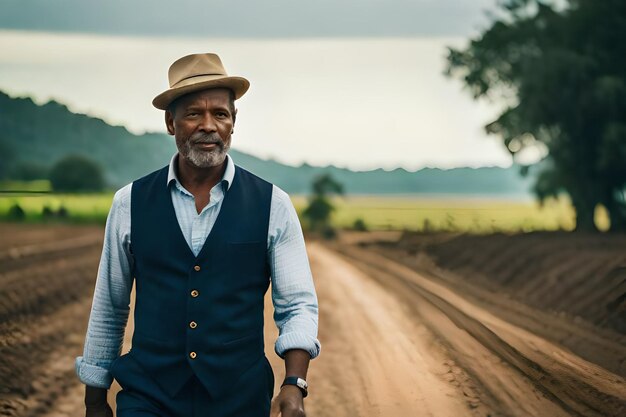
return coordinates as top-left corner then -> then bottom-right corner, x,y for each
190,132 -> 224,146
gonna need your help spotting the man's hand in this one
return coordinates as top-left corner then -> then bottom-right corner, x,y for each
271,349 -> 310,416
270,385 -> 305,417
84,385 -> 113,417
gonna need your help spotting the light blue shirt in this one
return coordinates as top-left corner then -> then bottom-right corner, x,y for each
75,153 -> 321,388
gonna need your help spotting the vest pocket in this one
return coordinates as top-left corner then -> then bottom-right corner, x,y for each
227,240 -> 265,253
221,331 -> 260,346
227,240 -> 264,245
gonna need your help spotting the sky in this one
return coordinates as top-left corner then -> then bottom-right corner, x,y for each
0,0 -> 526,171
0,0 -> 500,38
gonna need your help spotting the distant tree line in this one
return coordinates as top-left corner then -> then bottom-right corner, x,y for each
0,146 -> 105,192
0,91 -> 539,197
446,0 -> 626,232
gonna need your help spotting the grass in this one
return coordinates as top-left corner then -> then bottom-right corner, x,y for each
0,180 -> 52,192
293,194 -> 609,233
0,192 -> 114,223
0,191 -> 609,233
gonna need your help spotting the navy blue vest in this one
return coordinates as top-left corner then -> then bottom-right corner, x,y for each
128,163 -> 273,399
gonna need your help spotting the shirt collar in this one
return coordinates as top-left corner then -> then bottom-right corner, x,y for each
167,152 -> 235,191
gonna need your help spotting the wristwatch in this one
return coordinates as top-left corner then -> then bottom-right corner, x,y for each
281,376 -> 308,398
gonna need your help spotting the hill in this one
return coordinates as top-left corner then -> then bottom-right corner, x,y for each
0,91 -> 533,196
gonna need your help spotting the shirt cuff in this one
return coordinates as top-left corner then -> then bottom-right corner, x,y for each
75,356 -> 114,388
274,332 -> 321,360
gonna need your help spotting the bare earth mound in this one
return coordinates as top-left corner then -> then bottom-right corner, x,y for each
359,230 -> 626,377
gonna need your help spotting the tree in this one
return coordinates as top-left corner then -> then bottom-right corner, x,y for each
49,155 -> 106,192
0,140 -> 15,179
445,0 -> 626,232
302,173 -> 344,237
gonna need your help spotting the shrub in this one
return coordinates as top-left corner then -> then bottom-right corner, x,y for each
353,218 -> 368,231
42,205 -> 54,218
7,203 -> 25,220
49,155 -> 105,192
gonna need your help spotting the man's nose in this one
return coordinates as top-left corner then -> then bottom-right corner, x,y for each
198,113 -> 217,132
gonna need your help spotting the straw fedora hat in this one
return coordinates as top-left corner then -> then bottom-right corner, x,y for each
152,53 -> 250,110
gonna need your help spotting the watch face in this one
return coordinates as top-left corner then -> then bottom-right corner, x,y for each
296,378 -> 308,389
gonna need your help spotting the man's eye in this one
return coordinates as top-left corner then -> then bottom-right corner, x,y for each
186,112 -> 198,117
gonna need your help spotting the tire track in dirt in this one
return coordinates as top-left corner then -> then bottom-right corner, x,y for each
264,241 -> 483,417
331,242 -> 626,417
369,240 -> 626,378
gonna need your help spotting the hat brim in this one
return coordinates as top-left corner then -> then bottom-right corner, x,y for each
152,75 -> 250,110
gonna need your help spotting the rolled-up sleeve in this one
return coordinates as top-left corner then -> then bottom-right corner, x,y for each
75,184 -> 134,387
269,185 -> 321,360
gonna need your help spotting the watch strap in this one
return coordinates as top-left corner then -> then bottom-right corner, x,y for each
281,376 -> 308,398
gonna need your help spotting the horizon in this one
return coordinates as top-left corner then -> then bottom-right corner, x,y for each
1,87 -> 527,174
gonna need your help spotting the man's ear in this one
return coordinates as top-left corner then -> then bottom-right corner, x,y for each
165,110 -> 175,135
232,107 -> 238,126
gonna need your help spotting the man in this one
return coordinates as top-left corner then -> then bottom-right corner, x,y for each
75,53 -> 321,417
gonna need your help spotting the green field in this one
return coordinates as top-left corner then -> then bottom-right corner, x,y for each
0,192 -> 115,223
292,194 -> 598,233
2,191 -> 609,232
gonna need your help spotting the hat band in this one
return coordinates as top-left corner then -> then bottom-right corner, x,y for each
171,73 -> 225,88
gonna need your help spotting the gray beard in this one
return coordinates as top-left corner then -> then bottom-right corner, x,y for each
181,133 -> 230,168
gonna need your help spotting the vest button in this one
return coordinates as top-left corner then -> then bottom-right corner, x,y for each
193,265 -> 201,272
189,351 -> 197,359
190,289 -> 199,297
189,321 -> 197,329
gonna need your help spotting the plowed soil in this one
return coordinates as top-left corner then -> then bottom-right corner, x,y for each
0,225 -> 624,417
358,230 -> 626,376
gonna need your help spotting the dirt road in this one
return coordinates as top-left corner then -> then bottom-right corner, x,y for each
312,239 -> 625,417
1,225 -> 624,416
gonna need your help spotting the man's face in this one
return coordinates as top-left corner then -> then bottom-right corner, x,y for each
165,88 -> 236,168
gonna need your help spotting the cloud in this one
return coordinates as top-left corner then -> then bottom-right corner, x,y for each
1,0 -> 498,38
